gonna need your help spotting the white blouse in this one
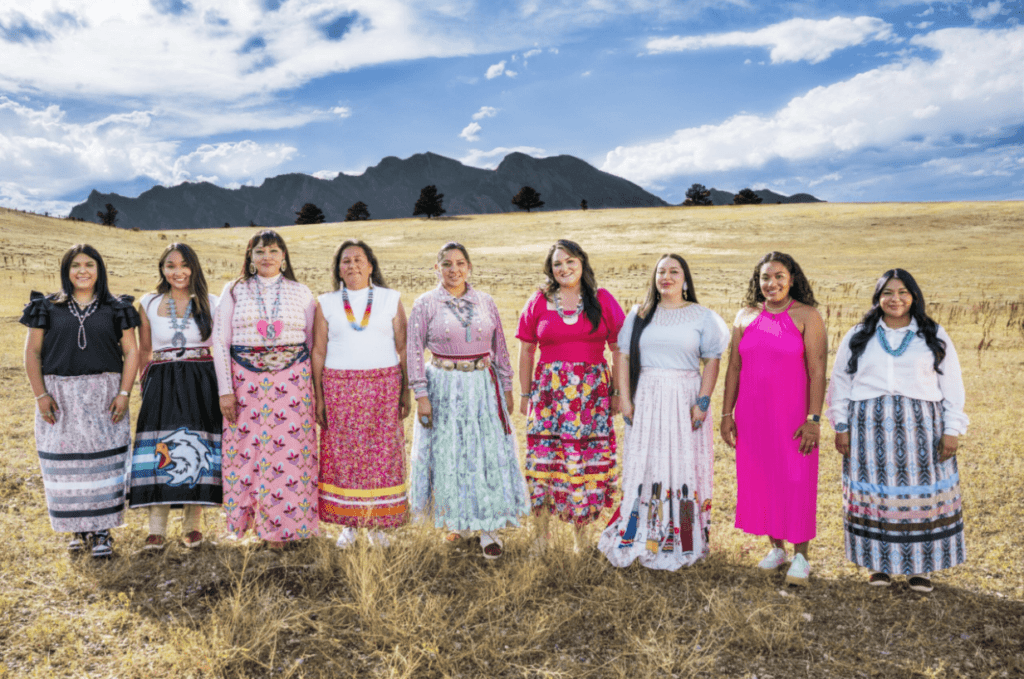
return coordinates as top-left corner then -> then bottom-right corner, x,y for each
617,304 -> 730,370
319,286 -> 401,370
826,318 -> 968,435
141,293 -> 219,350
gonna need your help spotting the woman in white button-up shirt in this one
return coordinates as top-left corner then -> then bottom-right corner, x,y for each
827,269 -> 968,593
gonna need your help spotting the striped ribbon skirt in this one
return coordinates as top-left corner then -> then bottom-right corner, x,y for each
844,395 -> 966,575
318,366 -> 407,528
35,373 -> 130,533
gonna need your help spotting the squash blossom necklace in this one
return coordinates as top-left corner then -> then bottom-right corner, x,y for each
254,275 -> 284,341
342,285 -> 373,331
166,296 -> 193,350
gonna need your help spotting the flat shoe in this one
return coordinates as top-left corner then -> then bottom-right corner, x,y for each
908,576 -> 933,593
144,534 -> 166,551
758,547 -> 789,570
785,553 -> 810,586
480,532 -> 503,560
182,531 -> 203,549
868,572 -> 891,587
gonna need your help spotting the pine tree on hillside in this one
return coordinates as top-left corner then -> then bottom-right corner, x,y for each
733,188 -> 763,205
580,199 -> 588,211
511,186 -> 545,212
96,203 -> 118,226
413,185 -> 446,219
295,203 -> 326,224
683,183 -> 713,206
345,201 -> 370,221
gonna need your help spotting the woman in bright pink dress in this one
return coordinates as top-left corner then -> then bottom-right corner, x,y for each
720,252 -> 827,586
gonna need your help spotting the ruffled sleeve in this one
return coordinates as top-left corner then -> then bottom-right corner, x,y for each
111,295 -> 141,330
699,307 -> 731,359
597,288 -> 626,345
19,291 -> 53,329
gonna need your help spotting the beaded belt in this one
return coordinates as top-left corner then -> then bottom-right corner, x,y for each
430,356 -> 490,372
430,353 -> 510,434
152,346 -> 211,362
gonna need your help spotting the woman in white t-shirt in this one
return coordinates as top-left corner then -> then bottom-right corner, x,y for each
128,243 -> 221,551
827,268 -> 968,593
311,240 -> 411,548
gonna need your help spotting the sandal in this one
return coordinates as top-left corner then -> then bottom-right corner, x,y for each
182,531 -> 203,549
143,534 -> 166,551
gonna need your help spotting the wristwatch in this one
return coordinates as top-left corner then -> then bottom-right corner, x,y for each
806,413 -> 820,423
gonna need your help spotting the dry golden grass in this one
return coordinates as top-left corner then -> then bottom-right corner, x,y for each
1,202 -> 1023,678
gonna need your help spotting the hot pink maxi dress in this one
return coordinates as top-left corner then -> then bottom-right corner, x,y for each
733,303 -> 818,544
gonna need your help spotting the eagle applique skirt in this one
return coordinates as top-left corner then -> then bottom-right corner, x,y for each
128,349 -> 223,508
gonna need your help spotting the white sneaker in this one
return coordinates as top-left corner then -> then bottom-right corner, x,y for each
335,526 -> 357,550
367,530 -> 390,548
758,547 -> 789,569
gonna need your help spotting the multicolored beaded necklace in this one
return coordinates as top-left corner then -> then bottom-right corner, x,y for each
876,325 -> 914,357
342,285 -> 373,331
555,292 -> 583,325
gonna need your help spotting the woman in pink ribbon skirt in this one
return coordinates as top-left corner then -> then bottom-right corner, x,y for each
720,252 -> 827,586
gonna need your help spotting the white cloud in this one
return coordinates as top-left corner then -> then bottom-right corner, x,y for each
504,68 -> 518,77
918,7 -> 934,17
549,47 -> 559,54
312,170 -> 340,180
472,106 -> 498,120
0,96 -> 297,209
459,146 -> 547,169
908,21 -> 933,29
523,48 -> 542,59
603,27 -> 1024,185
486,60 -> 507,79
969,1 -> 1002,22
330,106 -> 352,118
808,172 -> 842,187
459,121 -> 482,141
646,16 -> 896,64
581,70 -> 592,76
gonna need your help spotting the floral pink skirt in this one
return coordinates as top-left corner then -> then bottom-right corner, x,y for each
319,366 -> 407,528
525,360 -> 618,526
222,349 -> 319,541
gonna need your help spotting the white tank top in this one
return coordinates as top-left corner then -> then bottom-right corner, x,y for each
319,286 -> 400,370
142,293 -> 219,350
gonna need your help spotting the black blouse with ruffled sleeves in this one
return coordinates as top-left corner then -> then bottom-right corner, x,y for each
20,291 -> 141,377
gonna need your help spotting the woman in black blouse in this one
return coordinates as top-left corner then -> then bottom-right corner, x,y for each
21,244 -> 140,558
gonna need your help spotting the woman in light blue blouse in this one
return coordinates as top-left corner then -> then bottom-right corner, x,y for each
598,254 -> 729,570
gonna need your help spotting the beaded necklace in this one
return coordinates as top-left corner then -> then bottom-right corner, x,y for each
555,291 -> 583,325
254,276 -> 284,340
342,285 -> 374,331
444,294 -> 476,342
166,295 -> 193,349
67,295 -> 99,350
876,325 -> 914,357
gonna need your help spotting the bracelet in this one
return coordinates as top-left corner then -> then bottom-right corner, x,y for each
35,392 -> 50,401
834,422 -> 849,433
520,392 -> 531,398
119,390 -> 130,398
609,388 -> 620,397
806,413 -> 820,423
696,396 -> 710,412
721,412 -> 733,419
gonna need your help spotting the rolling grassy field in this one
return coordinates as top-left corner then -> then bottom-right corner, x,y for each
0,202 -> 1022,678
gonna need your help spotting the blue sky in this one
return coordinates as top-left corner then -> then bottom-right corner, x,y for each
1,0 -> 1021,215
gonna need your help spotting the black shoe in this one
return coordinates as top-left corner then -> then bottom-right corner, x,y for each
91,531 -> 114,558
68,532 -> 90,553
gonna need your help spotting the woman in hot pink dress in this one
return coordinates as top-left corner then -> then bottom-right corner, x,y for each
517,239 -> 625,552
720,252 -> 827,586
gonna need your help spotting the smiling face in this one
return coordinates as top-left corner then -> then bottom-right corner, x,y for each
551,247 -> 583,289
759,260 -> 792,304
69,253 -> 98,296
655,256 -> 686,302
339,245 -> 373,290
251,239 -> 285,278
879,277 -> 914,325
161,249 -> 192,293
437,248 -> 471,293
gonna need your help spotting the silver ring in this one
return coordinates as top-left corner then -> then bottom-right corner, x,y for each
419,415 -> 429,425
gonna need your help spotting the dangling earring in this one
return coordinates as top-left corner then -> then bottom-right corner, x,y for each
280,260 -> 287,273
248,262 -> 256,275
682,282 -> 688,292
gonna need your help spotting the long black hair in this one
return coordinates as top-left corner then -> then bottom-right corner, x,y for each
155,243 -> 213,341
846,268 -> 946,374
55,244 -> 112,304
628,254 -> 699,401
543,239 -> 601,333
331,239 -> 388,290
743,251 -> 817,307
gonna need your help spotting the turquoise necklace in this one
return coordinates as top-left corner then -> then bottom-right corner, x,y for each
876,325 -> 914,357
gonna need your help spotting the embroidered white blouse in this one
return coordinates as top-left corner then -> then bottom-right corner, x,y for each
826,318 -> 969,435
212,274 -> 315,395
617,304 -> 730,369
